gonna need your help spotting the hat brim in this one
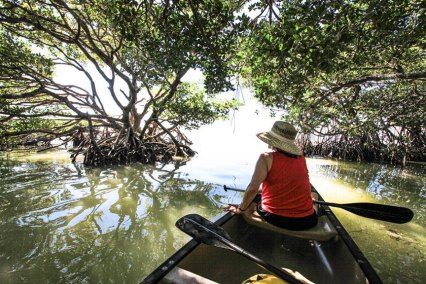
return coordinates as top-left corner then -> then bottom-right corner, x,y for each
256,132 -> 303,156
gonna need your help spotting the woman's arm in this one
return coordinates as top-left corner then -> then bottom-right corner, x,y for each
224,153 -> 271,214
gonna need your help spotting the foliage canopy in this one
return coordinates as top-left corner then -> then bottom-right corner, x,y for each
0,0 -> 242,165
242,0 -> 425,163
0,0 -> 424,165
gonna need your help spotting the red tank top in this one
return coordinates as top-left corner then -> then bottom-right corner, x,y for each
261,152 -> 314,217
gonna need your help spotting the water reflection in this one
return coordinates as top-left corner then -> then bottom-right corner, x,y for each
0,153 -> 424,284
0,154 -> 232,284
311,160 -> 425,225
307,159 -> 426,284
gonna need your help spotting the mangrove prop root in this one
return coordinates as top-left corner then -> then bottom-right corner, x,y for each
69,131 -> 195,167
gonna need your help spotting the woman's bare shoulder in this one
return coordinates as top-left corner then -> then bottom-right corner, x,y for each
259,152 -> 273,170
260,152 -> 274,159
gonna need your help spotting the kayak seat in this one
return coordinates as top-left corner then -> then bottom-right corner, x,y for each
241,204 -> 338,242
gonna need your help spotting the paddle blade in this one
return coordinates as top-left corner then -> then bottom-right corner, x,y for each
176,214 -> 232,250
315,201 -> 414,224
344,202 -> 414,224
176,214 -> 306,284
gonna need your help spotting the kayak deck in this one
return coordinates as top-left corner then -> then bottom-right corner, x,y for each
142,185 -> 382,284
155,214 -> 366,284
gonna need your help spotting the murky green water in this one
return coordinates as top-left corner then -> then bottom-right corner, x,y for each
308,159 -> 426,284
0,151 -> 424,283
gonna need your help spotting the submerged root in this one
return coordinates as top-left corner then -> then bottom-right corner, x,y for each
301,132 -> 425,165
69,130 -> 195,167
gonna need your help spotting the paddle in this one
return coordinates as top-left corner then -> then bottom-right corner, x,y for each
223,185 -> 414,224
176,213 -> 305,284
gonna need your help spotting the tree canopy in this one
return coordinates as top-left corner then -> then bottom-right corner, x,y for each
242,0 -> 425,163
1,0 -> 424,165
0,0 -> 242,165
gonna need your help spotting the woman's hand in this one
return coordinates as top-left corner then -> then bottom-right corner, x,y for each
223,204 -> 244,214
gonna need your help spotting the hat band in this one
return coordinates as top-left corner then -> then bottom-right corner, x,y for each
269,129 -> 294,141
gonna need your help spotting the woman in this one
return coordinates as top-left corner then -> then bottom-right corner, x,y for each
224,121 -> 318,230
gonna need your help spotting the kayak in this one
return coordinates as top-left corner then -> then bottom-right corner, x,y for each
141,185 -> 383,284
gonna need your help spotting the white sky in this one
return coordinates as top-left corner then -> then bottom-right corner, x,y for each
182,89 -> 278,188
53,64 -> 279,182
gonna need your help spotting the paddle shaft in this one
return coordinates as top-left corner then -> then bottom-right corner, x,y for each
223,186 -> 413,224
182,216 -> 303,284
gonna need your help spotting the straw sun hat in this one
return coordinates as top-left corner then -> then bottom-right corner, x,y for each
256,121 -> 303,156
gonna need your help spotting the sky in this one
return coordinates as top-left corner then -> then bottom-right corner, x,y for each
53,63 -> 279,140
54,64 -> 243,116
53,63 -> 279,188
181,90 -> 278,188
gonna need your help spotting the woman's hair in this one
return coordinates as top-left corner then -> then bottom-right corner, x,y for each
276,148 -> 299,159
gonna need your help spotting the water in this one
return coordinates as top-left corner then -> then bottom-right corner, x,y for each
0,150 -> 424,284
308,159 -> 426,284
0,152 -> 226,283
